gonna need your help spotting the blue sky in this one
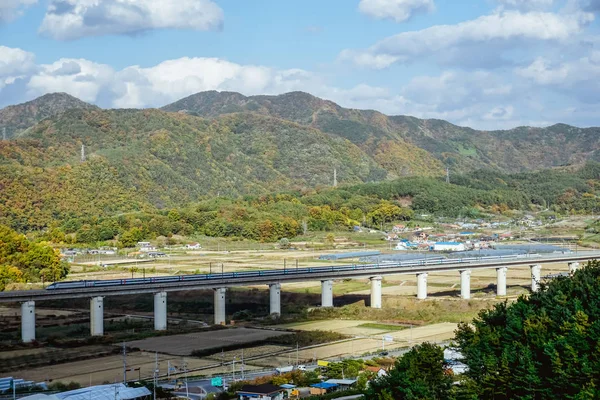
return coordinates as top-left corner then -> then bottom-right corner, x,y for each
1,0 -> 600,129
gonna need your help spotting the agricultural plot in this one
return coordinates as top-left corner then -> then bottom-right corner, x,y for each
126,327 -> 292,356
271,320 -> 393,336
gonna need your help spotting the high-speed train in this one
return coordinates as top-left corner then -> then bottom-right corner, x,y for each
44,253 -> 529,290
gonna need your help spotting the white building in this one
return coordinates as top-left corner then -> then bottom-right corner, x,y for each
432,242 -> 466,252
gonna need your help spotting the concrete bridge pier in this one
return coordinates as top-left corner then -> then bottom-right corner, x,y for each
417,273 -> 428,300
269,283 -> 281,316
496,267 -> 507,296
569,262 -> 580,275
460,269 -> 471,299
90,296 -> 104,336
370,276 -> 382,309
321,280 -> 333,307
530,264 -> 542,292
214,288 -> 227,325
154,291 -> 167,331
21,301 -> 35,343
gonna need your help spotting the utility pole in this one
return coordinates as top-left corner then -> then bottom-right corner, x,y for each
183,360 -> 189,400
122,342 -> 127,384
153,353 -> 158,400
232,356 -> 236,382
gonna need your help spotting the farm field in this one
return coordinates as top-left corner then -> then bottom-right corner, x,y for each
126,327 -> 293,356
271,320 -> 394,336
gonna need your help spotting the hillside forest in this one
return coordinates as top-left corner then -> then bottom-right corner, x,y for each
0,162 -> 598,247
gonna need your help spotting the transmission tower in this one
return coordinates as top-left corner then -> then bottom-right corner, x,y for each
446,167 -> 450,184
333,168 -> 338,187
81,144 -> 86,162
2,127 -> 6,141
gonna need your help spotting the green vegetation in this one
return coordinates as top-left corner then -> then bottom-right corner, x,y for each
0,224 -> 68,289
0,92 -> 97,139
357,323 -> 407,331
2,162 -> 598,249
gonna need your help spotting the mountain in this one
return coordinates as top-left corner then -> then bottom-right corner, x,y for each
163,91 -> 600,173
0,107 -> 394,229
0,91 -> 599,232
0,93 -> 98,139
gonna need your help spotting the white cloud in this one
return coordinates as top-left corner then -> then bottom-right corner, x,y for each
342,9 -> 594,68
111,58 -> 318,108
1,45 -> 599,130
495,0 -> 554,10
358,0 -> 434,22
516,52 -> 600,102
39,0 -> 224,40
27,58 -> 114,102
0,46 -> 36,89
0,0 -> 37,22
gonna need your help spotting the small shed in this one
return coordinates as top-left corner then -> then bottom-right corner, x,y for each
309,382 -> 338,395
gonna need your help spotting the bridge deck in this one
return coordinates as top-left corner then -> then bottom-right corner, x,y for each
0,253 -> 598,303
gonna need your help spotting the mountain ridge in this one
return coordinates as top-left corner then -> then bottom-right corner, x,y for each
2,90 -> 599,176
0,92 -> 98,139
160,90 -> 600,172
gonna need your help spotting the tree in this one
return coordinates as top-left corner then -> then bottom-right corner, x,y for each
0,265 -> 23,291
119,227 -> 145,248
366,342 -> 452,400
0,225 -> 68,287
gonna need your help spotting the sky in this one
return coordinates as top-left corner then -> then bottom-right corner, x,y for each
1,0 -> 600,130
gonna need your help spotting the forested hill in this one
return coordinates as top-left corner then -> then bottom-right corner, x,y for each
0,93 -> 97,139
162,91 -> 600,173
0,108 -> 395,228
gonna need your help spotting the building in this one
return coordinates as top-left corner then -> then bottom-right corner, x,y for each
185,243 -> 201,250
237,384 -> 285,400
309,382 -> 338,395
324,379 -> 357,391
431,242 -> 466,252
